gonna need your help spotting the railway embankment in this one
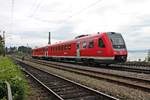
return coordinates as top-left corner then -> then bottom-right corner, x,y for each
0,57 -> 29,100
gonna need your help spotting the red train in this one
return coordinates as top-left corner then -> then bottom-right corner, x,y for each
32,32 -> 128,64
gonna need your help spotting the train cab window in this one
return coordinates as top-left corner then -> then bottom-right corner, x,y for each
82,41 -> 87,48
88,40 -> 94,48
98,38 -> 105,48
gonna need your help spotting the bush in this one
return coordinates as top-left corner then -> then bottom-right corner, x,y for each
0,81 -> 7,99
0,57 -> 29,100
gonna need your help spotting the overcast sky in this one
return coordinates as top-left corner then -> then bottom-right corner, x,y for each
0,0 -> 150,50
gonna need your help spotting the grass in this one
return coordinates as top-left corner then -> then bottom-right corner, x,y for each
0,56 -> 29,100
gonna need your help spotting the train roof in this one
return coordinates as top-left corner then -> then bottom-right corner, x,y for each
33,32 -> 120,50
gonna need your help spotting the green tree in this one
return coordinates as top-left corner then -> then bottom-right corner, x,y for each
0,41 -> 4,55
0,35 -> 4,55
18,46 -> 32,54
0,44 -> 3,55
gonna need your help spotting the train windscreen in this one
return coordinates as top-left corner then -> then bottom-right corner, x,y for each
107,32 -> 126,49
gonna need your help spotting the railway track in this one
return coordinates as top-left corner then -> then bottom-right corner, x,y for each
109,64 -> 150,74
15,57 -> 150,93
24,72 -> 54,99
17,56 -> 150,74
17,59 -> 118,100
117,62 -> 150,67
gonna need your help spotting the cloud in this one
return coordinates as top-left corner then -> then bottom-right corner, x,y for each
0,0 -> 150,50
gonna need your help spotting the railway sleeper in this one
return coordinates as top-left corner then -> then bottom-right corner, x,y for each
47,84 -> 70,89
50,85 -> 73,90
66,95 -> 99,100
53,86 -> 77,92
57,89 -> 84,95
60,92 -> 91,99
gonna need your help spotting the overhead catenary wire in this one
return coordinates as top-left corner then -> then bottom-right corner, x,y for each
10,0 -> 14,33
30,0 -> 103,24
52,0 -> 103,32
28,0 -> 39,15
29,0 -> 44,17
65,0 -> 103,20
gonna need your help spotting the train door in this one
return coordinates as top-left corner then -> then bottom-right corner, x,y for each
76,42 -> 80,57
45,47 -> 48,57
97,38 -> 105,56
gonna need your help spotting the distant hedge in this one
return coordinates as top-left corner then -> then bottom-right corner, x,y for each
0,57 -> 29,100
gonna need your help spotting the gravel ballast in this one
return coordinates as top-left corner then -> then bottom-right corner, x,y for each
20,60 -> 150,100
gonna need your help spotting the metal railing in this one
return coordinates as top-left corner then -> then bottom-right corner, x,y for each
5,81 -> 13,100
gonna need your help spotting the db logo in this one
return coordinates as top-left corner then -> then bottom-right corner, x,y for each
97,50 -> 103,54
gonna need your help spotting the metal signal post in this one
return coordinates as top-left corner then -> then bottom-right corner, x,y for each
48,32 -> 51,45
2,31 -> 5,57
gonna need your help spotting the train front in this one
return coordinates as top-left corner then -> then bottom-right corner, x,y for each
107,32 -> 128,63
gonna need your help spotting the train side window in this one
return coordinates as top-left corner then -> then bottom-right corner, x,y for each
61,45 -> 63,50
98,38 -> 105,48
64,45 -> 67,50
59,45 -> 61,51
55,47 -> 57,51
56,46 -> 58,51
88,40 -> 94,48
68,44 -> 71,50
82,41 -> 87,48
63,45 -> 65,50
58,46 -> 60,51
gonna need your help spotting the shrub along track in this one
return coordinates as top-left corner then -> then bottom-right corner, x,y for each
16,59 -> 118,100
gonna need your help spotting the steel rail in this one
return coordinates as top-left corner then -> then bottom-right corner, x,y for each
14,56 -> 150,74
21,68 -> 64,100
17,58 -> 150,93
17,60 -> 119,100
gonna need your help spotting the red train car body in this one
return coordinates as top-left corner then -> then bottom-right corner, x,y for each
32,32 -> 128,64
